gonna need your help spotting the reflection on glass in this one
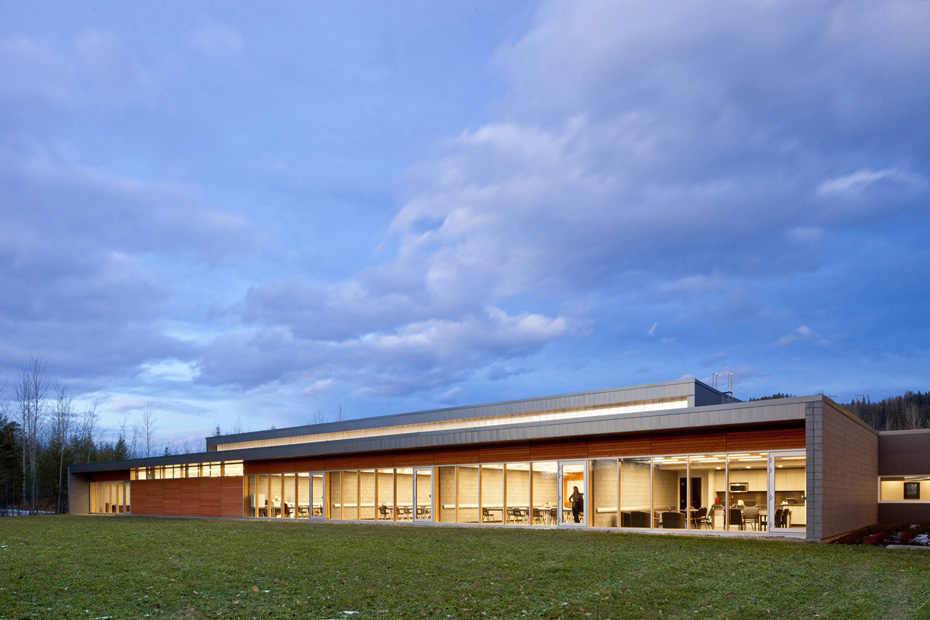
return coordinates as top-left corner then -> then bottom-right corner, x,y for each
686,454 -> 726,530
505,463 -> 530,525
269,474 -> 283,518
590,459 -> 618,527
396,468 -> 413,521
283,474 -> 296,518
328,471 -> 342,520
457,465 -> 480,523
256,474 -> 269,518
774,454 -> 806,530
727,452 -> 767,531
297,473 -> 311,518
312,473 -> 324,518
359,470 -> 376,520
562,462 -> 585,525
481,464 -> 503,524
376,469 -> 394,521
620,457 -> 652,528
437,466 -> 456,523
342,471 -> 358,520
531,462 -> 558,525
415,468 -> 432,520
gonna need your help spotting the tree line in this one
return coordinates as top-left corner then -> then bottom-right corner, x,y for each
843,392 -> 930,432
0,357 -> 188,515
0,356 -> 347,515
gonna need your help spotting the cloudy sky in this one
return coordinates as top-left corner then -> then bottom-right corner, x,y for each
2,1 -> 929,449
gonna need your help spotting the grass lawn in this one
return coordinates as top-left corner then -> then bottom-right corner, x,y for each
1,516 -> 929,619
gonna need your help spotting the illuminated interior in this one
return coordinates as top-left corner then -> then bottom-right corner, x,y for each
215,397 -> 689,452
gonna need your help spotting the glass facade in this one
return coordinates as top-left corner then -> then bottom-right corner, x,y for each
235,451 -> 805,535
132,461 -> 242,480
90,481 -> 131,514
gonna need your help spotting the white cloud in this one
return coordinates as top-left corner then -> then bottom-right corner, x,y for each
774,326 -> 828,348
191,26 -> 243,58
648,322 -> 658,336
818,168 -> 922,196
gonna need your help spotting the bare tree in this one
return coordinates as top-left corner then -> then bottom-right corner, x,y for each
79,399 -> 99,464
903,403 -> 925,430
141,404 -> 158,458
335,404 -> 345,422
16,356 -> 47,514
311,408 -> 327,425
230,416 -> 245,434
51,383 -> 74,513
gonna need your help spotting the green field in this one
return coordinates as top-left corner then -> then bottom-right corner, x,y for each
1,516 -> 929,619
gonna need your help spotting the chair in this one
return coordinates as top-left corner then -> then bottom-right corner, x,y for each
773,508 -> 785,528
379,504 -> 390,520
743,500 -> 757,507
743,506 -> 760,530
629,511 -> 651,528
482,507 -> 500,523
691,506 -> 709,529
662,511 -> 687,529
729,508 -> 744,531
258,494 -> 267,517
283,502 -> 291,518
510,507 -> 528,524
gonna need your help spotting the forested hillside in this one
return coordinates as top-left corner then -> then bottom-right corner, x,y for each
843,392 -> 930,432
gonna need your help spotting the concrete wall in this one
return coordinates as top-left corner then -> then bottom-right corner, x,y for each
68,472 -> 90,515
807,399 -> 879,541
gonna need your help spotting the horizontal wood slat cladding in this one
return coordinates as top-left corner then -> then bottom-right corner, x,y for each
130,482 -> 146,515
652,431 -> 728,455
220,477 -> 244,518
726,426 -> 805,451
479,445 -> 531,463
530,441 -> 588,461
200,478 -> 222,518
163,480 -> 182,516
587,436 -> 652,458
434,447 -> 481,465
392,451 -> 433,467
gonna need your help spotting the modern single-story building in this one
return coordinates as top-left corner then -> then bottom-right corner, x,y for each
68,379 -> 930,541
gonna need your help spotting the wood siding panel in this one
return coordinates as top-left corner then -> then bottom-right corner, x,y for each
322,456 -> 359,470
479,444 -> 531,463
391,451 -> 433,467
355,454 -> 390,469
200,478 -> 222,518
162,480 -> 182,516
652,431 -> 727,455
529,441 -> 588,461
244,462 -> 269,475
130,481 -> 147,515
148,481 -> 164,515
220,477 -> 244,518
433,447 -> 481,465
726,426 -> 805,451
587,436 -> 652,457
180,478 -> 200,516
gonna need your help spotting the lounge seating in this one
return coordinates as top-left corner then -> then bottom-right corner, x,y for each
661,511 -> 687,529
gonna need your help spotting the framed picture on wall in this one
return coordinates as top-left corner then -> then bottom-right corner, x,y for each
904,482 -> 920,500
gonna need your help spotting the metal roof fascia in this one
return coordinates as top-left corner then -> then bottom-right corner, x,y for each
73,396 -> 815,474
206,379 -> 706,448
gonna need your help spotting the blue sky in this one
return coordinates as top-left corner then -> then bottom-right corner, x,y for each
2,1 -> 929,450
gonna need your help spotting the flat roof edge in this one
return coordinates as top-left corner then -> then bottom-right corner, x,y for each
73,396 -> 808,474
207,379 -> 719,447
